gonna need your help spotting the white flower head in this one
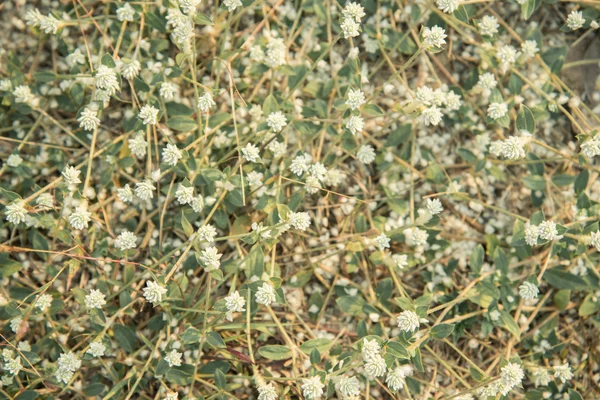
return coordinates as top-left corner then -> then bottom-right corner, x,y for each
143,280 -> 168,306
162,144 -> 183,166
478,15 -> 499,36
341,17 -> 361,39
436,0 -> 459,13
397,310 -> 421,332
257,383 -> 278,400
255,282 -> 276,306
225,291 -> 246,321
519,281 -> 539,300
223,0 -> 243,12
36,294 -> 53,311
566,10 -> 585,30
422,25 -> 447,49
242,143 -> 261,163
342,3 -> 366,22
375,233 -> 390,250
301,376 -> 325,400
87,341 -> 106,357
164,349 -> 183,367
356,145 -> 376,164
553,363 -> 573,383
85,289 -> 106,309
199,246 -> 222,271
346,88 -> 366,110
198,92 -> 216,112
345,115 -> 364,135
5,201 -> 28,225
289,212 -> 311,231
487,102 -> 508,120
117,3 -> 136,22
538,220 -> 562,241
129,132 -> 148,159
139,104 -> 160,125
135,179 -> 156,201
266,111 -> 287,132
115,231 -> 137,251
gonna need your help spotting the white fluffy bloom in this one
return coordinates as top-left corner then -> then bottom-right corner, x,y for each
524,221 -> 540,247
538,220 -> 561,241
62,165 -> 82,189
408,227 -> 429,247
421,106 -> 443,126
87,341 -> 106,358
160,82 -> 178,100
6,154 -> 23,168
289,153 -> 312,176
143,280 -> 168,306
356,145 -> 376,164
117,3 -> 136,21
85,289 -> 106,309
197,92 -> 216,112
346,89 -> 366,110
386,365 -> 413,392
289,212 -> 311,231
164,350 -> 183,367
13,85 -> 34,104
345,115 -> 364,135
266,111 -> 287,132
519,281 -> 539,300
95,65 -> 119,95
162,144 -> 183,166
199,247 -> 222,270
393,254 -> 409,270
397,310 -> 421,332
590,231 -> 600,251
191,196 -> 205,213
69,205 -> 92,230
223,0 -> 243,12
36,294 -> 53,311
179,0 -> 201,14
78,106 -> 100,131
497,45 -> 520,65
301,376 -> 324,400
10,317 -> 23,333
197,224 -> 217,242
257,383 -> 278,400
175,185 -> 194,205
255,282 -> 276,306
121,59 -> 141,80
135,180 -> 156,200
487,102 -> 508,119
553,363 -> 573,383
139,104 -> 160,125
566,10 -> 585,30
426,198 -> 443,215
581,137 -> 600,158
342,3 -> 366,22
265,38 -> 286,67
55,352 -> 81,383
341,17 -> 361,39
117,184 -> 134,203
478,15 -> 499,36
375,233 -> 390,250
242,143 -> 261,163
4,355 -> 23,375
39,14 -> 60,35
436,0 -> 459,13
500,362 -> 524,389
5,201 -> 28,225
115,231 -> 137,251
129,132 -> 148,159
500,136 -> 526,160
422,25 -> 447,49
531,368 -> 552,387
225,291 -> 246,321
477,73 -> 497,90
338,375 -> 360,398
364,354 -> 387,377
521,40 -> 539,59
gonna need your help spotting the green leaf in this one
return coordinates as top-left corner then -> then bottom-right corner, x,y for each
113,324 -> 137,352
500,310 -> 521,340
574,170 -> 588,194
521,0 -> 542,20
258,345 -> 292,360
206,331 -> 226,349
214,368 -> 226,390
453,5 -> 475,24
101,54 -> 116,68
578,294 -> 600,316
180,327 -> 202,344
336,295 -> 365,316
194,13 -> 213,25
551,174 -> 575,187
310,348 -> 321,364
470,245 -> 484,275
300,338 -> 332,355
263,95 -> 278,115
166,116 -> 197,132
181,212 -> 194,238
521,175 -> 546,191
544,268 -> 588,290
430,323 -> 455,339
516,105 -> 536,134
363,104 -> 384,117
245,245 -> 264,279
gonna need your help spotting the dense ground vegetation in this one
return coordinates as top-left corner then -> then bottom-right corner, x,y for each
1,0 -> 600,399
